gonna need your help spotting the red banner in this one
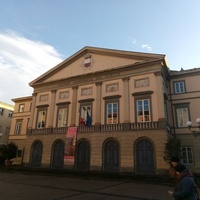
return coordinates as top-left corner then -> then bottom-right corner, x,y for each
64,127 -> 77,164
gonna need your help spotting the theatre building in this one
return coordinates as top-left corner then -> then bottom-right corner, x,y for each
9,46 -> 171,174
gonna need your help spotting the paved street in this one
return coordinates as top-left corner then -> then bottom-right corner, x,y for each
0,171 -> 174,200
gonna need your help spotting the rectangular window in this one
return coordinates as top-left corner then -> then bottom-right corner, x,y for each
37,110 -> 46,129
176,107 -> 189,127
17,150 -> 22,157
174,81 -> 185,94
19,104 -> 25,112
15,121 -> 22,135
0,108 -> 4,116
80,105 -> 92,126
57,107 -> 68,127
8,111 -> 13,117
181,147 -> 194,165
137,99 -> 150,122
106,102 -> 118,124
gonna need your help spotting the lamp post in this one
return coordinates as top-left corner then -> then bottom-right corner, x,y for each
186,118 -> 200,137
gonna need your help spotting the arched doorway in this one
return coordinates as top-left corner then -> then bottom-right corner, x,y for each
75,139 -> 90,171
51,140 -> 64,169
103,139 -> 119,172
135,138 -> 155,174
30,141 -> 43,168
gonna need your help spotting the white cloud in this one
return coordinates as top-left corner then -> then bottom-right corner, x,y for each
0,31 -> 64,105
142,44 -> 152,51
129,36 -> 136,44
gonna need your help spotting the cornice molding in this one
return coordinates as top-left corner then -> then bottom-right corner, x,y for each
103,95 -> 121,100
78,98 -> 94,103
56,102 -> 71,106
132,91 -> 153,96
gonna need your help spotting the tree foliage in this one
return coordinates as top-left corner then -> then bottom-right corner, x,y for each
0,142 -> 18,165
164,138 -> 181,163
6,142 -> 18,160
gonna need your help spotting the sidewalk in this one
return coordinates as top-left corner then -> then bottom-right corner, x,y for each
0,170 -> 175,200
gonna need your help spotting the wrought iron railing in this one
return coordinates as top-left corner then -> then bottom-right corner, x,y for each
27,121 -> 162,135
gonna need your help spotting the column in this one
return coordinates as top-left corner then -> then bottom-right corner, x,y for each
154,71 -> 165,126
95,82 -> 102,125
122,77 -> 130,123
29,93 -> 37,129
70,86 -> 78,126
48,90 -> 56,128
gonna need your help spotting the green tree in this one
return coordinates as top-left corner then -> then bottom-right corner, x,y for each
6,142 -> 18,160
164,138 -> 181,164
0,142 -> 18,166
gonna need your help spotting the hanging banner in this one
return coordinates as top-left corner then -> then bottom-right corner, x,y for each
64,127 -> 77,165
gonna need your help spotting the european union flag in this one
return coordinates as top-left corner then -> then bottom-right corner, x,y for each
86,112 -> 92,127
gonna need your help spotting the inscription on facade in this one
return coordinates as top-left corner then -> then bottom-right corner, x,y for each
57,72 -> 121,88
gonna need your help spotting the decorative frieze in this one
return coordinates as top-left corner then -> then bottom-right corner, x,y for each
135,78 -> 149,88
81,87 -> 92,96
39,94 -> 48,102
59,91 -> 69,99
106,83 -> 119,92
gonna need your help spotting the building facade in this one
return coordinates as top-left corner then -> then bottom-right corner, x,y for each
0,101 -> 14,144
9,47 -> 175,174
9,96 -> 32,164
170,68 -> 200,173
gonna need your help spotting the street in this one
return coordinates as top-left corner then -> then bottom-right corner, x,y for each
0,171 -> 174,200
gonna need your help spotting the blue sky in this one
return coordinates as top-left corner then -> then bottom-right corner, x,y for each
0,0 -> 200,104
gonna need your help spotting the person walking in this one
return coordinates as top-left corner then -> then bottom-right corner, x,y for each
169,156 -> 181,191
168,164 -> 198,200
170,156 -> 181,168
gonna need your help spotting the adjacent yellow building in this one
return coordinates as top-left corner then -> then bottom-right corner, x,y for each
0,101 -> 14,144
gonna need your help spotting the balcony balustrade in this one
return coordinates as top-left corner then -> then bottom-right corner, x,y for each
27,121 -> 161,135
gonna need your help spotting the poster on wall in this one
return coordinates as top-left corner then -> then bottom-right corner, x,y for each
64,127 -> 77,165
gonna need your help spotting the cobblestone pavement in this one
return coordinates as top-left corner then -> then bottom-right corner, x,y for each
0,171 -> 174,200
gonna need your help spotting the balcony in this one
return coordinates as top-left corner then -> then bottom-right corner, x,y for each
27,121 -> 164,135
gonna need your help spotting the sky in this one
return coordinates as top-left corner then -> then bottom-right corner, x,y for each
0,0 -> 200,105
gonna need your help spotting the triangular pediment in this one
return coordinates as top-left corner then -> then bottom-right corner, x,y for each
29,46 -> 166,87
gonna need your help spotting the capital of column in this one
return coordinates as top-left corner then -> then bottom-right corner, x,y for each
95,82 -> 102,86
32,92 -> 37,97
154,71 -> 162,76
51,89 -> 57,93
122,77 -> 130,82
72,86 -> 78,90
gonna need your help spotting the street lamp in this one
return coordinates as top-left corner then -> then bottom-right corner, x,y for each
186,118 -> 200,137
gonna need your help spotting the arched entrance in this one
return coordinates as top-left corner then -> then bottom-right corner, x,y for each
135,138 -> 155,174
30,141 -> 43,168
103,139 -> 119,172
75,139 -> 90,171
51,140 -> 64,169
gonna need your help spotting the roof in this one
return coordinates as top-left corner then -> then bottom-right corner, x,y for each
29,46 -> 167,87
0,101 -> 14,110
170,67 -> 200,76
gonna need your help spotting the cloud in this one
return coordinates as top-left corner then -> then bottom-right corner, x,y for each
142,44 -> 152,51
129,36 -> 136,44
0,31 -> 64,104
